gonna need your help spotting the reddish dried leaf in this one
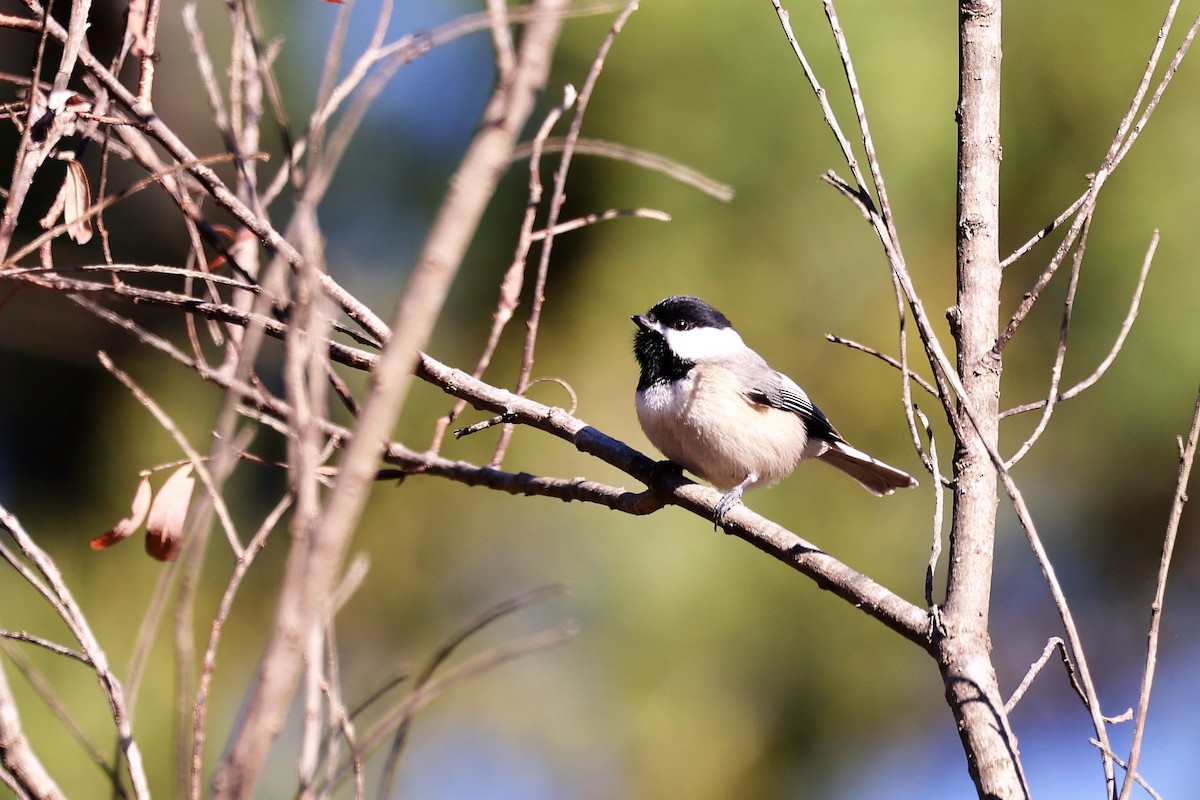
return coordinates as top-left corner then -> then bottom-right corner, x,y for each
90,476 -> 152,550
145,464 -> 195,561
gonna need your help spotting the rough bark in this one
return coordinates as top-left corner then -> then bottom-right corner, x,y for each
939,1 -> 1027,797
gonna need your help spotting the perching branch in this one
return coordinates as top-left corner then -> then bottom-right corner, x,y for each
37,271 -> 933,646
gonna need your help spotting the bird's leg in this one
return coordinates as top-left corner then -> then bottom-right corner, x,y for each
714,473 -> 757,528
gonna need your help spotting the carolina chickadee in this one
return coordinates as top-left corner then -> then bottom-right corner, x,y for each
632,295 -> 918,523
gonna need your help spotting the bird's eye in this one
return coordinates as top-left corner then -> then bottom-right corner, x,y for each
671,319 -> 691,331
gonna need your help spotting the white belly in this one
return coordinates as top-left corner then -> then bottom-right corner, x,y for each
635,365 -> 809,491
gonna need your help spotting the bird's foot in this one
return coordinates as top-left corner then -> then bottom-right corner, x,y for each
713,486 -> 746,530
713,473 -> 758,530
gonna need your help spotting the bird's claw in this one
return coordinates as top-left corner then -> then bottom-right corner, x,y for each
713,487 -> 745,529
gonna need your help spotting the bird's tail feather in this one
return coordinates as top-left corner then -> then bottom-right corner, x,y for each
818,441 -> 918,496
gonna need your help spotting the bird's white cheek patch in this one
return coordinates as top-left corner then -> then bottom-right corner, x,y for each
663,326 -> 745,363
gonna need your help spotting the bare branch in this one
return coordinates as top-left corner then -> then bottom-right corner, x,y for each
513,137 -> 735,201
529,207 -> 671,239
825,334 -> 938,400
133,0 -> 161,102
995,3 -> 1197,353
430,85 -> 576,454
0,659 -> 64,800
494,0 -> 641,465
918,407 -> 945,615
0,632 -> 87,666
190,494 -> 291,800
0,641 -> 119,788
1093,740 -> 1165,800
0,505 -> 150,798
1005,214 -> 1092,468
1004,637 -> 1084,714
1117,384 -> 1200,800
375,586 -> 567,797
1001,231 -> 1157,419
44,279 -> 934,647
211,3 -> 570,793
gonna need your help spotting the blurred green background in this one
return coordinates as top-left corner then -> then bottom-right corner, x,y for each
2,0 -> 1200,797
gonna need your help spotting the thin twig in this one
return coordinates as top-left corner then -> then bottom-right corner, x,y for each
1001,190 -> 1088,269
825,334 -> 938,399
429,85 -> 576,454
0,640 -> 122,791
918,407 -> 944,614
1004,637 -> 1085,713
189,493 -> 291,800
0,630 -> 88,665
1117,385 -> 1200,800
1001,232 -> 1157,419
997,466 -> 1114,788
995,2 -> 1196,353
513,137 -> 735,201
182,4 -> 235,153
773,0 -> 963,445
823,0 -> 899,245
261,1 -> 624,207
1005,214 -> 1092,468
375,586 -> 567,797
338,620 -> 579,792
0,657 -> 64,799
771,2 -> 872,211
493,0 -> 641,466
529,207 -> 670,239
0,504 -> 150,798
6,151 -> 264,268
1092,740 -> 1165,800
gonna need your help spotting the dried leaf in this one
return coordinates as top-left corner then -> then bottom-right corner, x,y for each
39,159 -> 93,244
145,464 -> 195,561
90,476 -> 152,550
63,159 -> 93,244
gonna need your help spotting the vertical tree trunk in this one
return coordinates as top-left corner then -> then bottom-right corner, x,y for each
940,1 -> 1026,797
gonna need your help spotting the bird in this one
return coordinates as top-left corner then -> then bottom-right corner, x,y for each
631,294 -> 918,523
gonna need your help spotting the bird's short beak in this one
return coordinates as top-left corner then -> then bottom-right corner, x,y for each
631,314 -> 652,331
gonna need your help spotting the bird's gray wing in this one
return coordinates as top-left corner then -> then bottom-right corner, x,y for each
741,369 -> 844,444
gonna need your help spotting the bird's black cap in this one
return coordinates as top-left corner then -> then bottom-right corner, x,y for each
640,295 -> 733,332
